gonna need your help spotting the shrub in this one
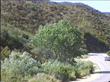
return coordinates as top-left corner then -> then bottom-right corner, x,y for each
28,73 -> 61,82
0,30 -> 24,50
75,60 -> 94,78
42,60 -> 76,81
107,51 -> 110,56
33,20 -> 84,63
42,60 -> 94,81
1,51 -> 42,82
1,46 -> 11,59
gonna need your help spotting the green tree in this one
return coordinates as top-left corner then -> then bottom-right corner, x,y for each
33,20 -> 84,63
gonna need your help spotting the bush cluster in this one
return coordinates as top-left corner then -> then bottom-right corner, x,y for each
42,60 -> 93,81
107,51 -> 110,56
1,51 -> 42,82
42,60 -> 76,81
1,20 -> 94,82
1,52 -> 94,82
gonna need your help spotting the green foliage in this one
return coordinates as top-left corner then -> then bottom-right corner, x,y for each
1,51 -> 42,82
28,73 -> 61,82
33,20 -> 83,63
42,60 -> 94,81
1,51 -> 94,82
66,13 -> 110,50
1,1 -> 97,81
1,0 -> 46,33
75,60 -> 94,78
1,0 -> 110,52
0,27 -> 33,54
107,51 -> 110,56
42,60 -> 76,81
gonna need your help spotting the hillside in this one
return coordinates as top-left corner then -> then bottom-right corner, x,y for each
1,0 -> 110,52
103,12 -> 110,16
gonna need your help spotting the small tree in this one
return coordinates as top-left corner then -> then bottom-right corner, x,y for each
33,20 -> 83,63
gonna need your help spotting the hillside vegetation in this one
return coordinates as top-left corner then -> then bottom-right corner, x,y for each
1,17 -> 94,82
1,0 -> 109,82
1,0 -> 110,52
